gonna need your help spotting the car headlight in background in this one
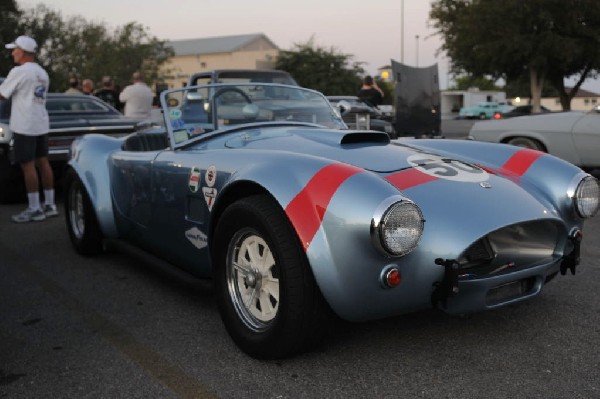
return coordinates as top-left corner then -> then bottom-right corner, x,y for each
573,176 -> 600,218
371,197 -> 425,257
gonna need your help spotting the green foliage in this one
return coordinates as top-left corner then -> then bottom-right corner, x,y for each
430,0 -> 600,110
450,74 -> 501,91
7,3 -> 173,92
375,78 -> 394,105
275,38 -> 365,96
0,0 -> 21,77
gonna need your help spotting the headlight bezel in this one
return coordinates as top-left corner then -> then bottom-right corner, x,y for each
371,196 -> 425,257
571,174 -> 600,219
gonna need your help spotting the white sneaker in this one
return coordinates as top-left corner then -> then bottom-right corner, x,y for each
12,208 -> 46,223
43,204 -> 58,217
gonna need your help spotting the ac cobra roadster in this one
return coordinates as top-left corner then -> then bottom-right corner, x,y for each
65,83 -> 600,359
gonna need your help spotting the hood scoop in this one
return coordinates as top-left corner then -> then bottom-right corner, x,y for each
291,128 -> 390,146
340,131 -> 390,144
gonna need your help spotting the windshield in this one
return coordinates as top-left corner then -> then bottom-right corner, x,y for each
161,83 -> 346,148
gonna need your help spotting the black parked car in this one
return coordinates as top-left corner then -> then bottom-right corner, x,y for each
496,104 -> 552,119
327,96 -> 397,139
0,93 -> 150,203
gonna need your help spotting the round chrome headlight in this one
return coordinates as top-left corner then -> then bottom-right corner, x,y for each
372,198 -> 424,257
574,176 -> 600,218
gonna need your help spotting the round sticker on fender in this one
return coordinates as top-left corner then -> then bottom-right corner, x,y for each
407,154 -> 489,183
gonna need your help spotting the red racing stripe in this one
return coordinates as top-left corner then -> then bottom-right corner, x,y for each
501,148 -> 544,176
286,163 -> 362,251
385,168 -> 439,190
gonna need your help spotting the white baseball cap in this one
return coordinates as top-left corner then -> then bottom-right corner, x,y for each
5,35 -> 38,53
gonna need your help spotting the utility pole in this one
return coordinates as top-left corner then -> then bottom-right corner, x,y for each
415,35 -> 420,67
401,0 -> 404,63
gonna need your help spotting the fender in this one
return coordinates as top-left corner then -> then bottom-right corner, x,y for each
67,134 -> 123,238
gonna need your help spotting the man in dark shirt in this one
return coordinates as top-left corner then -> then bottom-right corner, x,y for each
357,75 -> 384,107
93,75 -> 120,109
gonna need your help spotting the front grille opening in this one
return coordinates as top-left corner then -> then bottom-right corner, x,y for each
486,277 -> 536,306
458,237 -> 495,268
457,220 -> 561,278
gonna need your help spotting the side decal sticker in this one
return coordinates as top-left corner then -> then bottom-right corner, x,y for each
185,227 -> 208,249
188,167 -> 201,193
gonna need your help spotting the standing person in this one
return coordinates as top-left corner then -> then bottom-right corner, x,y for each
119,71 -> 153,119
65,77 -> 81,93
0,35 -> 57,222
81,78 -> 94,95
93,75 -> 120,109
357,75 -> 384,107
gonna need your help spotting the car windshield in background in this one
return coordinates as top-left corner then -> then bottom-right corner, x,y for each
189,70 -> 298,86
161,83 -> 346,146
46,95 -> 121,116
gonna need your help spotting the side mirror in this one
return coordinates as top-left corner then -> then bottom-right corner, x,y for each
336,100 -> 353,115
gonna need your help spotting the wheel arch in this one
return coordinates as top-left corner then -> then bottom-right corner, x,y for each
207,158 -> 353,317
66,134 -> 123,237
500,134 -> 548,152
208,179 -> 273,247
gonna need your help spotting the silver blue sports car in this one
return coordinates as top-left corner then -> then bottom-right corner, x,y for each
65,83 -> 600,359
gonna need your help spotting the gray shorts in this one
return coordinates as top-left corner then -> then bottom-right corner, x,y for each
13,133 -> 49,163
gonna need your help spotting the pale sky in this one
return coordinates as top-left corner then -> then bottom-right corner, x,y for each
17,0 -> 600,93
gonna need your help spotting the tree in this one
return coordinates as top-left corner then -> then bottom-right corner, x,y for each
449,74 -> 501,91
0,0 -> 21,77
109,22 -> 175,90
275,38 -> 365,97
13,4 -> 174,92
430,0 -> 600,111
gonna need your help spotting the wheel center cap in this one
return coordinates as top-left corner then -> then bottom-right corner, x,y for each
246,273 -> 258,288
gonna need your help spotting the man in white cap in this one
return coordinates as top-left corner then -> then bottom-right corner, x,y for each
0,35 -> 57,222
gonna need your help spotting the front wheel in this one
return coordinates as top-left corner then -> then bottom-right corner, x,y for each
213,194 -> 330,359
64,169 -> 103,256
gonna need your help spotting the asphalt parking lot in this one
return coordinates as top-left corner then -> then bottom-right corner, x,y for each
1,194 -> 599,398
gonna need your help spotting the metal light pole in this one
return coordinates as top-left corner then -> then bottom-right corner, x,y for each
401,0 -> 404,63
415,35 -> 420,67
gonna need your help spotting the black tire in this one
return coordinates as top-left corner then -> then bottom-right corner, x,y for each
64,169 -> 103,256
0,148 -> 25,204
213,194 -> 330,359
507,137 -> 545,152
478,113 -> 487,120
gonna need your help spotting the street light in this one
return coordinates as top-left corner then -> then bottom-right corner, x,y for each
401,0 -> 404,63
415,35 -> 420,67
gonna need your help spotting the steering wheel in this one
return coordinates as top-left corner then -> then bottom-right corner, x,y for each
213,87 -> 252,104
212,87 -> 257,121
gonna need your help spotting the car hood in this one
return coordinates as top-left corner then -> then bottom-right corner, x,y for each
223,127 -> 442,172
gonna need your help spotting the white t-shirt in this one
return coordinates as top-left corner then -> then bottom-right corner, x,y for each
0,62 -> 50,136
119,82 -> 153,119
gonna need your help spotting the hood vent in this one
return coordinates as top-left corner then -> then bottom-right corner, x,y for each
340,131 -> 390,145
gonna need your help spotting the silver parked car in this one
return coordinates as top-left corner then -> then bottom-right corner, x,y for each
468,105 -> 600,170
